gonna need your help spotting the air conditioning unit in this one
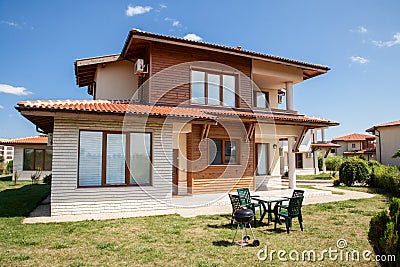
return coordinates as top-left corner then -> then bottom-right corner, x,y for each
134,59 -> 148,75
47,133 -> 53,147
278,94 -> 284,104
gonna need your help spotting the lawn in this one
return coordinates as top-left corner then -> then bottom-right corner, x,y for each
0,181 -> 390,266
296,173 -> 333,180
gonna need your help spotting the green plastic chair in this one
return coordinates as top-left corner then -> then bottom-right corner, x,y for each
237,188 -> 262,227
228,193 -> 242,226
280,189 -> 304,209
274,195 -> 304,233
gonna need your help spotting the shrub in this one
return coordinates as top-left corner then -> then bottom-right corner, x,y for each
369,198 -> 400,266
339,157 -> 370,186
43,173 -> 52,185
332,178 -> 340,186
369,163 -> 400,196
0,174 -> 12,181
326,156 -> 344,172
5,160 -> 13,174
318,156 -> 323,170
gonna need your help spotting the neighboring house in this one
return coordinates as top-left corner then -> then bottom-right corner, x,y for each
281,129 -> 340,175
15,29 -> 338,217
0,141 -> 14,163
331,133 -> 376,160
366,120 -> 400,166
0,136 -> 52,180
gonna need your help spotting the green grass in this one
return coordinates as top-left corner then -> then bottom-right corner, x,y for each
296,173 -> 333,180
0,181 -> 49,217
0,181 -> 390,266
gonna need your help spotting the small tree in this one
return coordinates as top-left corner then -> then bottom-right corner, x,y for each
339,157 -> 369,186
31,168 -> 42,184
393,148 -> 400,159
13,170 -> 19,185
0,156 -> 4,174
5,160 -> 13,174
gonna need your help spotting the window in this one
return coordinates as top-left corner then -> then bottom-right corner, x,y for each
256,143 -> 269,175
351,144 -> 356,148
295,153 -> 303,169
78,131 -> 152,187
209,139 -> 238,165
23,148 -> 52,171
254,91 -> 269,108
331,148 -> 336,153
190,70 -> 237,107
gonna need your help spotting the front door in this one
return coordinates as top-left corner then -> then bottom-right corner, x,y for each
295,153 -> 303,169
172,149 -> 179,195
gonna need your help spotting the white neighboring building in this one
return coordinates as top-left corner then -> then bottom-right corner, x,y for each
0,141 -> 14,163
0,136 -> 52,180
280,129 -> 340,175
367,120 -> 400,166
281,130 -> 316,175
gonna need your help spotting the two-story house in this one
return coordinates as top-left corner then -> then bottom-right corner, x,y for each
16,29 -> 338,217
331,133 -> 376,160
367,120 -> 400,165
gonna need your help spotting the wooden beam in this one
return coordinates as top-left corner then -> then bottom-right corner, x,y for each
246,123 -> 255,142
294,127 -> 308,152
201,124 -> 211,140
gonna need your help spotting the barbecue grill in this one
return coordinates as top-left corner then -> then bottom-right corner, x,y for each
232,208 -> 260,247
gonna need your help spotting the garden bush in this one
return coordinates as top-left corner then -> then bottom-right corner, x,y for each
368,197 -> 400,266
43,173 -> 52,185
339,157 -> 369,186
326,156 -> 344,172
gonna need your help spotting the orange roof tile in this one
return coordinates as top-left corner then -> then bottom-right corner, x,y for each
311,142 -> 341,148
332,133 -> 375,142
16,100 -> 339,126
0,136 -> 48,145
366,120 -> 400,132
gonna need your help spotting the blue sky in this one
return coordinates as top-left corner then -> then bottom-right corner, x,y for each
0,0 -> 399,139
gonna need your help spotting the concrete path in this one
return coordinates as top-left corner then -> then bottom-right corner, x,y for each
23,185 -> 374,224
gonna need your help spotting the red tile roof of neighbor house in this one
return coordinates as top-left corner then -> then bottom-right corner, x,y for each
332,133 -> 375,142
0,136 -> 48,145
16,100 -> 339,126
366,120 -> 400,132
311,142 -> 341,148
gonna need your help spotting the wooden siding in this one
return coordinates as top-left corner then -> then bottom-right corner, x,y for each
149,42 -> 253,108
187,122 -> 255,194
51,117 -> 173,216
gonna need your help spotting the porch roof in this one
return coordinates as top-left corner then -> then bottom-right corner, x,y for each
16,100 -> 339,133
0,135 -> 48,145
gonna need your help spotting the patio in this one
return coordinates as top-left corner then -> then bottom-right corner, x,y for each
23,185 -> 374,223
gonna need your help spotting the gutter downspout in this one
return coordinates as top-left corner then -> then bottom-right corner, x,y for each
375,128 -> 382,163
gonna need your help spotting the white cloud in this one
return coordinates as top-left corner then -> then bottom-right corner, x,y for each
159,4 -> 167,9
183,33 -> 202,42
358,26 -> 368,33
0,105 -> 4,109
350,56 -> 369,64
0,84 -> 32,95
126,5 -> 152,16
165,17 -> 181,27
372,33 -> 400,47
1,20 -> 20,28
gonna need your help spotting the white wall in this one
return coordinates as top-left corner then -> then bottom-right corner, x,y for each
13,145 -> 52,181
377,125 -> 400,166
51,117 -> 173,217
94,60 -> 139,101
